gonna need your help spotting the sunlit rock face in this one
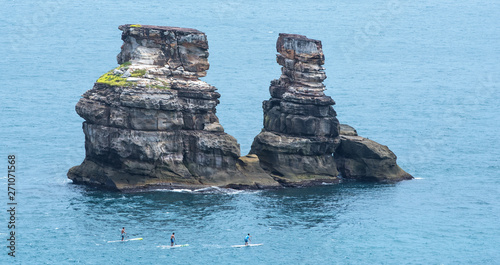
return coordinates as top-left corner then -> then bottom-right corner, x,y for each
250,33 -> 341,186
68,26 -> 412,191
68,24 -> 278,190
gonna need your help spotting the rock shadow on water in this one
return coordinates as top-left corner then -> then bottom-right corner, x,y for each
256,183 -> 397,229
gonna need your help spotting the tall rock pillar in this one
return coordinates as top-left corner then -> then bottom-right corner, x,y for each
250,34 -> 340,185
68,24 -> 267,190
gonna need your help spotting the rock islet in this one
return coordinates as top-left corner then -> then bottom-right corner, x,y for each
68,25 -> 412,191
68,24 -> 278,190
249,33 -> 341,186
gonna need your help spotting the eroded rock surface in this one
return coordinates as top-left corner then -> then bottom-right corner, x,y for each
335,124 -> 413,182
249,34 -> 341,186
68,24 -> 278,190
68,26 -> 412,191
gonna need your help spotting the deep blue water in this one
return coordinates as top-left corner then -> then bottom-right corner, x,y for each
1,0 -> 499,264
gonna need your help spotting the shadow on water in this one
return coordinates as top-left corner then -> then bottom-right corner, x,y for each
256,182 -> 397,229
65,181 -> 399,238
67,184 -> 245,230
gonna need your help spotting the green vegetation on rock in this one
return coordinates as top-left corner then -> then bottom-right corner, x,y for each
96,71 -> 133,87
149,84 -> 169,90
96,63 -> 170,89
119,61 -> 131,68
146,79 -> 170,90
96,62 -> 134,87
130,24 -> 142,28
156,79 -> 170,89
131,69 -> 147,77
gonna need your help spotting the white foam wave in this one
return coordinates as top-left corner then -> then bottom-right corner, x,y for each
170,189 -> 192,193
154,186 -> 259,195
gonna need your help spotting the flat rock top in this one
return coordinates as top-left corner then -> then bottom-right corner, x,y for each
277,33 -> 322,53
340,135 -> 365,141
278,33 -> 321,45
340,124 -> 358,136
119,24 -> 203,34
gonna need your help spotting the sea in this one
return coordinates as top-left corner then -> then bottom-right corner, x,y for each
1,0 -> 499,264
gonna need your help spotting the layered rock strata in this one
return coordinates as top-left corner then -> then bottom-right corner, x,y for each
335,125 -> 413,182
68,24 -> 278,190
249,34 -> 341,185
68,25 -> 412,191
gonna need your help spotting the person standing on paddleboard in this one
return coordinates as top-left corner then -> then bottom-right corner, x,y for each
170,232 -> 176,246
244,234 -> 251,246
121,227 -> 126,241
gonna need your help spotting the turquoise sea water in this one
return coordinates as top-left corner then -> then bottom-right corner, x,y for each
1,0 -> 499,264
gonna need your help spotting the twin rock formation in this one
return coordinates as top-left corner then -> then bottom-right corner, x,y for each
68,24 -> 412,191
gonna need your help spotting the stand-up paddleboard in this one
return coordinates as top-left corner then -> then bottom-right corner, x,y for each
231,243 -> 263,248
107,238 -> 143,243
158,244 -> 189,249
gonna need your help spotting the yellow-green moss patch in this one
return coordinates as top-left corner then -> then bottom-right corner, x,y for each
96,62 -> 136,87
96,71 -> 133,87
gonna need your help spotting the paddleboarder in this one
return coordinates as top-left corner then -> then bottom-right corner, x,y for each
170,232 -> 176,246
121,227 -> 126,241
244,234 -> 251,246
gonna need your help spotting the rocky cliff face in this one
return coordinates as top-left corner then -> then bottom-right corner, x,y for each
335,125 -> 413,182
68,24 -> 277,190
68,25 -> 412,191
249,34 -> 341,186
